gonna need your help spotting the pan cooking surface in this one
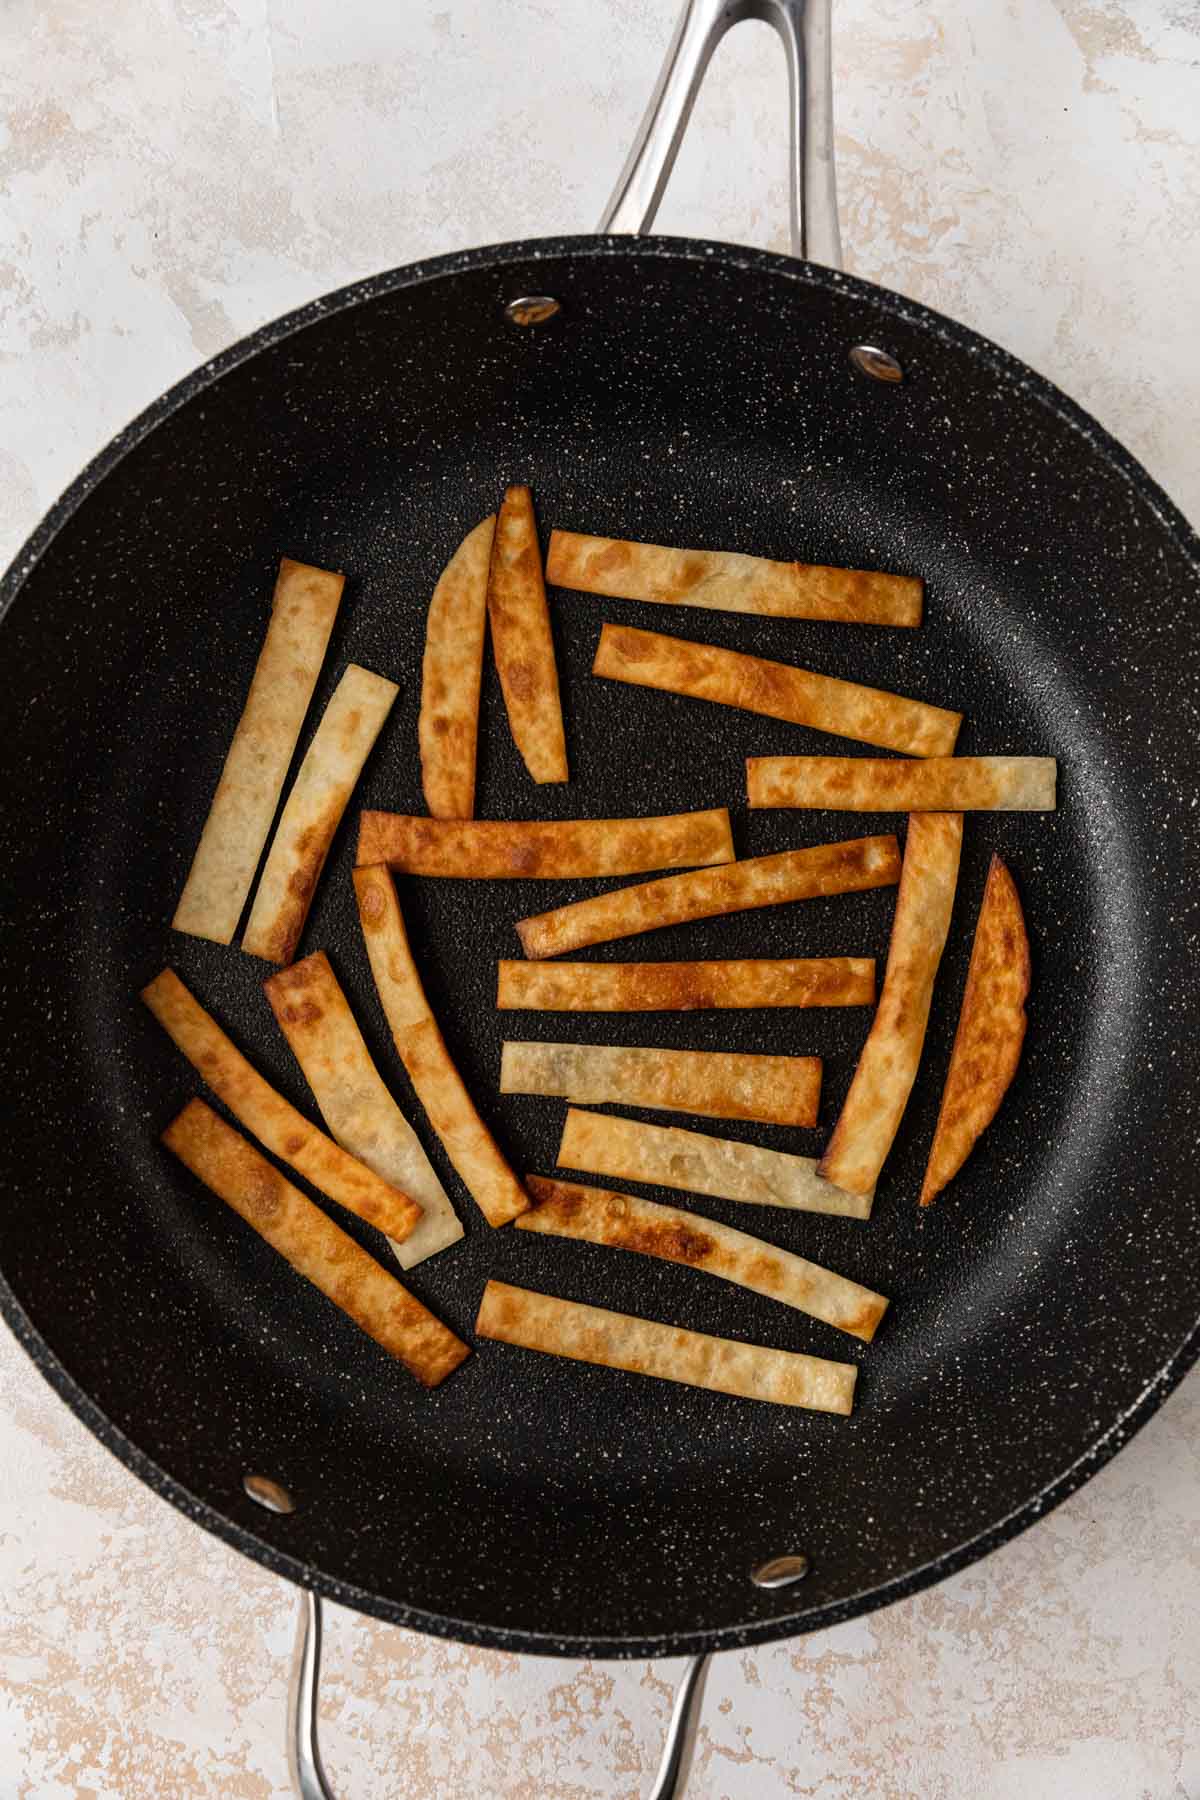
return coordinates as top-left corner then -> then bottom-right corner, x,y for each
1,239 -> 1198,1655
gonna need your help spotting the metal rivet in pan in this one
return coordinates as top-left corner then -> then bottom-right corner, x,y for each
503,295 -> 562,327
243,1473 -> 297,1515
750,1552 -> 810,1589
849,344 -> 904,383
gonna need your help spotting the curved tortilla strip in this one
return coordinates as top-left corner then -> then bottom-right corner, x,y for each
514,836 -> 900,959
496,957 -> 875,1013
353,864 -> 529,1226
819,812 -> 964,1197
242,664 -> 398,964
593,623 -> 961,757
518,1176 -> 887,1340
920,855 -> 1030,1205
500,1040 -> 821,1127
488,486 -> 567,783
747,755 -> 1057,812
547,530 -> 922,627
173,557 -> 343,943
419,515 -> 495,819
356,808 -> 734,879
163,1100 -> 468,1387
558,1108 -> 872,1220
476,1280 -> 857,1413
264,952 -> 463,1267
141,969 -> 421,1241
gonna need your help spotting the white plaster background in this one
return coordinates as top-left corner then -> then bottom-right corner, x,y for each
1,1 -> 1198,1794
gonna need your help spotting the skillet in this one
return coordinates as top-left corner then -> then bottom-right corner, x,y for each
2,0 -> 1199,1786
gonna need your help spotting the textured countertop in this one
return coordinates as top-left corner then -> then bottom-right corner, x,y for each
2,2 -> 1199,1795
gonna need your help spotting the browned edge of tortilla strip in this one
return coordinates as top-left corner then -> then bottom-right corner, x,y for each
495,957 -> 876,1012
419,514 -> 496,819
920,853 -> 1031,1205
747,755 -> 1057,812
162,1099 -> 468,1386
355,808 -> 735,878
488,486 -> 568,783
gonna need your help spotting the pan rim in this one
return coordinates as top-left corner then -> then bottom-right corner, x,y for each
2,231 -> 1199,1660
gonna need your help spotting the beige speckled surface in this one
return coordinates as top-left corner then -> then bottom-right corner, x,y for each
2,2 -> 1199,1795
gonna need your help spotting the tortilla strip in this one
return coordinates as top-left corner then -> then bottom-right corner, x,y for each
141,968 -> 421,1242
419,515 -> 495,819
356,808 -> 734,879
518,1176 -> 887,1340
496,957 -> 876,1013
501,1041 -> 821,1127
353,864 -> 529,1226
558,1108 -> 873,1220
819,812 -> 964,1196
173,557 -> 344,943
488,486 -> 568,783
921,854 -> 1030,1205
547,530 -> 922,627
476,1280 -> 857,1413
264,952 -> 463,1267
748,755 -> 1057,812
162,1100 -> 468,1386
242,665 -> 399,964
514,835 -> 900,959
594,623 -> 961,757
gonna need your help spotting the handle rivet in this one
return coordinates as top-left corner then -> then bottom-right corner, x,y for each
503,295 -> 562,327
849,344 -> 904,383
751,1552 -> 810,1589
244,1473 -> 297,1515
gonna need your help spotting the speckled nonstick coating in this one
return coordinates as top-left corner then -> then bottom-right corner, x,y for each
1,237 -> 1199,1660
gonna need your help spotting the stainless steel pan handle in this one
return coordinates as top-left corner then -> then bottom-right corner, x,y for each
285,5 -> 836,1794
600,0 -> 842,268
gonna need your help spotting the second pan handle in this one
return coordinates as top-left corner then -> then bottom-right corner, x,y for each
599,0 -> 842,268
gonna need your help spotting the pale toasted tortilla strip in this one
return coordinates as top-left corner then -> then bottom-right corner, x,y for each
242,665 -> 399,964
819,812 -> 964,1196
419,515 -> 495,819
173,557 -> 344,943
496,957 -> 876,1013
264,952 -> 463,1267
476,1280 -> 856,1413
518,1176 -> 887,1340
514,835 -> 900,959
547,530 -> 922,627
594,623 -> 961,757
162,1100 -> 467,1386
356,808 -> 734,879
748,755 -> 1057,812
501,1041 -> 821,1127
488,486 -> 568,783
141,967 -> 421,1242
558,1108 -> 873,1219
921,854 -> 1030,1206
353,864 -> 529,1226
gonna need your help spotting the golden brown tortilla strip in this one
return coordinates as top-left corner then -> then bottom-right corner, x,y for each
242,665 -> 399,964
518,1176 -> 887,1340
353,864 -> 529,1226
477,1280 -> 857,1413
173,557 -> 344,943
819,812 -> 964,1196
501,1041 -> 821,1127
264,953 -> 463,1268
496,957 -> 876,1013
594,622 -> 961,756
514,835 -> 900,959
162,1100 -> 468,1386
920,854 -> 1030,1206
356,808 -> 734,879
747,755 -> 1057,812
419,515 -> 495,819
488,486 -> 568,784
558,1108 -> 873,1220
547,530 -> 922,627
142,968 -> 422,1242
